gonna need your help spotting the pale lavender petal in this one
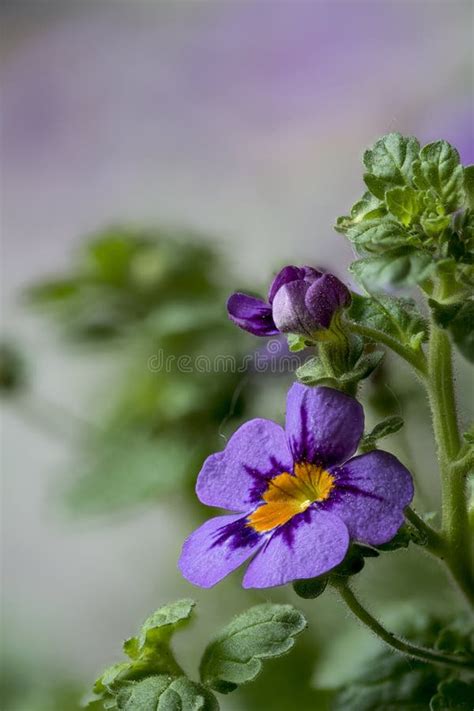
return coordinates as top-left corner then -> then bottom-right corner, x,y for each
305,273 -> 351,328
327,450 -> 414,545
242,508 -> 349,588
285,384 -> 364,466
179,513 -> 265,588
196,418 -> 292,511
271,280 -> 315,336
227,292 -> 278,336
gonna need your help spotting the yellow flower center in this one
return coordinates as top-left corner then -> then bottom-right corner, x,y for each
247,462 -> 335,533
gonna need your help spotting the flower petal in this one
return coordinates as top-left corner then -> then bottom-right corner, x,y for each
267,265 -> 306,303
328,450 -> 414,545
196,418 -> 293,511
242,508 -> 349,588
271,280 -> 315,336
227,293 -> 278,336
304,273 -> 351,328
285,384 -> 364,466
179,513 -> 265,588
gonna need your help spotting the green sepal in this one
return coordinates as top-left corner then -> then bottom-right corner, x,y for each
296,349 -> 383,389
329,543 -> 379,581
115,675 -> 219,711
296,357 -> 338,388
374,524 -> 416,552
199,604 -> 306,694
292,576 -> 328,599
287,334 -> 310,352
349,247 -> 434,288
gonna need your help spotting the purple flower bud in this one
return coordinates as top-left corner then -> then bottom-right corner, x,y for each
227,266 -> 351,338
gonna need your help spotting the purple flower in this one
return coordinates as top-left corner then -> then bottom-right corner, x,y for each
227,266 -> 351,338
179,384 -> 413,589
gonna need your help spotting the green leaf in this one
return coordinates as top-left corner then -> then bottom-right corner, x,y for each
430,679 -> 474,710
421,214 -> 451,239
94,600 -> 195,697
349,293 -> 428,346
335,192 -> 386,232
429,298 -> 474,362
349,248 -> 434,288
359,416 -> 404,452
435,618 -> 474,657
199,603 -> 306,694
346,217 -> 410,254
413,140 -> 465,213
116,676 -> 218,711
385,186 -> 421,226
464,165 -> 474,210
136,600 -> 195,651
367,415 -> 404,440
363,133 -> 420,195
329,543 -> 379,580
296,357 -> 338,387
339,350 -> 384,384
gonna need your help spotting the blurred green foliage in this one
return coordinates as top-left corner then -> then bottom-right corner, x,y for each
25,227 -> 255,514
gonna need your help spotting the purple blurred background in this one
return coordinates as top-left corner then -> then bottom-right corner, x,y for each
1,0 -> 472,697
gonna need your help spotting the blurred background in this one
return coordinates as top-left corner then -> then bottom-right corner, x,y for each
1,1 -> 473,709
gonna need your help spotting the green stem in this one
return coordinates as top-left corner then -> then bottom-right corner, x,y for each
334,582 -> 474,672
348,322 -> 427,376
427,319 -> 474,606
405,507 -> 445,557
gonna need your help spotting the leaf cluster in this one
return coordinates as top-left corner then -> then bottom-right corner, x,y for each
88,600 -> 306,710
336,133 -> 473,291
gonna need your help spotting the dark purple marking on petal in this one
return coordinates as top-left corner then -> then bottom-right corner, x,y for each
211,514 -> 262,550
243,452 -> 292,504
196,418 -> 292,511
227,292 -> 278,336
242,507 -> 349,588
285,384 -> 364,467
178,513 -> 266,588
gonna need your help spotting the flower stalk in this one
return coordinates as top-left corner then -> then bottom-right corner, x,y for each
333,581 -> 474,673
427,313 -> 474,607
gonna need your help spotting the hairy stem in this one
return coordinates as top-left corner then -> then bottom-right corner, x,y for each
405,507 -> 445,557
427,318 -> 474,606
347,322 -> 427,376
334,582 -> 474,672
